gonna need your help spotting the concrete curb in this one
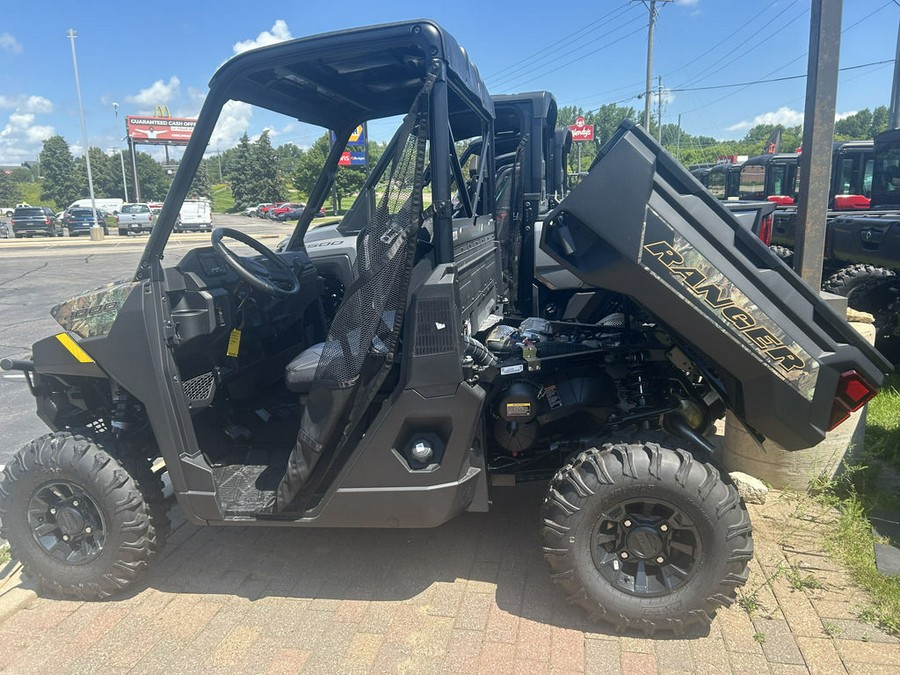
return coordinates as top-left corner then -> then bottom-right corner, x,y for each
0,561 -> 37,625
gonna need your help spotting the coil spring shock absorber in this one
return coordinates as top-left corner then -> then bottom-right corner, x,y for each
111,384 -> 130,436
621,352 -> 659,419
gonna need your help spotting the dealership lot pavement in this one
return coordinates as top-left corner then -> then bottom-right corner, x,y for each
1,481 -> 898,674
2,213 -> 899,673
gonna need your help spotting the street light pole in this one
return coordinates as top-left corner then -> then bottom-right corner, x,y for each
113,102 -> 129,202
67,29 -> 103,239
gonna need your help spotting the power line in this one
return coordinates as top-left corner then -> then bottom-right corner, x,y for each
492,20 -> 648,91
485,3 -> 637,82
669,59 -> 894,93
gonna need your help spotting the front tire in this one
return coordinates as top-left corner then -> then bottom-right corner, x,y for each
769,245 -> 794,269
0,431 -> 168,599
541,440 -> 752,635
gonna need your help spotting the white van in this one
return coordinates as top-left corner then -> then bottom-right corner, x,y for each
176,199 -> 212,232
68,198 -> 124,215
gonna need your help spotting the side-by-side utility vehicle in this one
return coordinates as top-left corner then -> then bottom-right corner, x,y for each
0,21 -> 889,635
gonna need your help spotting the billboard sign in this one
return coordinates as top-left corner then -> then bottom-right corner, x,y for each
338,151 -> 367,167
568,116 -> 594,142
126,116 -> 197,145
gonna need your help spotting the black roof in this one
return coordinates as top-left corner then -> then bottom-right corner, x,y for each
743,152 -> 799,167
208,20 -> 494,130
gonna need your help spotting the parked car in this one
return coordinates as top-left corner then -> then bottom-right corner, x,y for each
270,202 -> 304,220
260,202 -> 285,218
62,207 -> 109,236
10,206 -> 61,237
116,203 -> 154,236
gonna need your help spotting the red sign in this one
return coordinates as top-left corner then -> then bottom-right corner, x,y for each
568,118 -> 594,142
126,116 -> 197,146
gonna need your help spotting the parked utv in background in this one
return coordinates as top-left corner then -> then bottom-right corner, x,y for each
821,129 -> 900,360
0,21 -> 889,636
691,160 -> 744,201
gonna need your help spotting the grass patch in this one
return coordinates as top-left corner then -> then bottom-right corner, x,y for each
810,375 -> 900,636
0,545 -> 9,566
211,183 -> 234,213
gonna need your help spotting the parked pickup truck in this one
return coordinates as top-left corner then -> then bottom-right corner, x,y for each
116,203 -> 154,236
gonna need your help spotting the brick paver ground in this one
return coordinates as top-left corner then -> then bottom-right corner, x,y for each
0,482 -> 897,674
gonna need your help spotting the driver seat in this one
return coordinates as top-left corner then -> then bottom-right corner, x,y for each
284,343 -> 326,394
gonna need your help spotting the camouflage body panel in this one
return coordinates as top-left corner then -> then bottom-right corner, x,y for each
640,226 -> 819,401
50,280 -> 140,339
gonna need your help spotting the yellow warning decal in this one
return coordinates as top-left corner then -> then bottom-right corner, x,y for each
227,329 -> 242,358
55,333 -> 94,363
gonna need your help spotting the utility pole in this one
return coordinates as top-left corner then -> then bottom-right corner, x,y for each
113,103 -> 128,202
794,0 -> 842,290
657,75 -> 663,142
638,0 -> 672,132
891,16 -> 900,129
675,113 -> 682,161
67,29 -> 103,239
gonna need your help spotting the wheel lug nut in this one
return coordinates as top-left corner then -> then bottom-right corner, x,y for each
623,520 -> 632,528
73,500 -> 79,507
62,535 -> 69,542
659,524 -> 668,532
85,527 -> 92,534
656,556 -> 665,564
620,551 -> 629,559
50,508 -> 57,515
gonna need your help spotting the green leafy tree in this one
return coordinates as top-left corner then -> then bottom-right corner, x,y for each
834,109 -> 874,139
250,130 -> 284,203
39,135 -> 79,208
226,133 -> 255,209
75,147 -> 120,198
188,158 -> 212,199
871,105 -> 890,138
0,171 -> 23,204
291,134 -> 330,199
128,151 -> 170,202
275,142 -> 303,177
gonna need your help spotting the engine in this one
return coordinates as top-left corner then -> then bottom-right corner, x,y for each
481,315 -> 715,473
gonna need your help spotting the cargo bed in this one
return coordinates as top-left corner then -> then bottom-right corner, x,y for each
541,121 -> 891,450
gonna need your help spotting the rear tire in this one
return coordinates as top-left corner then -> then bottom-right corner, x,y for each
769,245 -> 793,268
119,228 -> 127,237
824,263 -> 900,362
541,440 -> 752,635
0,431 -> 169,599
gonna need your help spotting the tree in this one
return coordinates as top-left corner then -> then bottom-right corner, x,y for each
292,134 -> 330,199
834,109 -> 873,140
188,159 -> 211,199
39,135 -> 79,208
871,105 -> 890,138
128,151 -> 170,202
74,148 -> 119,198
226,133 -> 255,209
250,130 -> 284,203
0,171 -> 22,204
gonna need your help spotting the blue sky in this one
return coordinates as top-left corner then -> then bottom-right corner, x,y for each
0,0 -> 897,164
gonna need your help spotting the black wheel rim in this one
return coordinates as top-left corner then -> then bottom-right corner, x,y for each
27,480 -> 107,565
590,497 -> 701,597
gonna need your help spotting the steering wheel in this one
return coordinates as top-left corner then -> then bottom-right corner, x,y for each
211,227 -> 301,297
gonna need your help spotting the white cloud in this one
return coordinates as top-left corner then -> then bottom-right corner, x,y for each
835,110 -> 857,121
0,32 -> 23,55
209,101 -> 253,150
678,0 -> 700,6
726,106 -> 804,131
125,76 -> 181,110
0,94 -> 53,113
0,95 -> 55,162
233,20 -> 292,55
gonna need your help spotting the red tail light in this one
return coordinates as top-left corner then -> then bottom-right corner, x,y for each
758,214 -> 773,246
827,370 -> 877,431
44,217 -> 50,224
